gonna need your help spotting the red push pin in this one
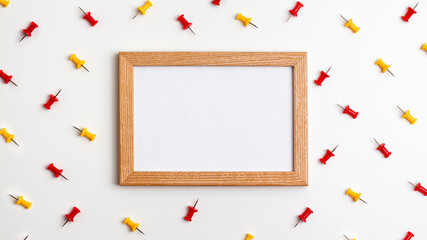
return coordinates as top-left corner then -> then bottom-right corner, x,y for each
20,21 -> 38,42
403,231 -> 414,240
184,199 -> 199,221
177,14 -> 195,35
286,1 -> 304,22
373,138 -> 392,158
320,144 -> 339,164
212,0 -> 221,5
314,66 -> 332,86
337,104 -> 359,119
0,69 -> 18,87
294,207 -> 313,227
78,7 -> 98,26
43,89 -> 62,110
62,207 -> 80,227
402,3 -> 419,22
409,181 -> 427,196
47,163 -> 68,181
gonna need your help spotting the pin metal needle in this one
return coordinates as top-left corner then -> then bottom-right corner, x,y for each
82,65 -> 90,73
55,89 -> 62,98
188,27 -> 196,35
78,6 -> 86,15
73,126 -> 83,132
387,69 -> 395,77
10,80 -> 18,87
397,106 -> 405,114
249,22 -> 259,29
193,199 -> 199,208
337,103 -> 345,110
24,234 -> 29,240
409,181 -> 417,187
359,197 -> 368,204
373,137 -> 380,146
294,219 -> 301,228
9,194 -> 18,201
340,14 -> 348,22
62,220 -> 69,228
331,144 -> 339,153
286,14 -> 292,22
136,228 -> 145,235
12,139 -> 20,147
19,35 -> 27,43
61,174 -> 69,181
343,234 -> 351,240
326,65 -> 332,74
132,12 -> 139,20
414,2 -> 420,10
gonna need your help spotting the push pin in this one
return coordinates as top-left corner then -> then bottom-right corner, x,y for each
20,21 -> 38,42
9,194 -> 32,209
376,58 -> 395,77
373,138 -> 392,158
340,15 -> 360,33
408,181 -> 427,196
337,104 -> 359,119
47,163 -> 68,181
62,207 -> 80,227
124,217 -> 145,235
0,128 -> 19,146
421,43 -> 427,52
286,1 -> 304,22
314,66 -> 332,86
245,233 -> 254,240
236,13 -> 259,28
73,126 -> 96,141
402,3 -> 419,22
294,207 -> 313,227
78,7 -> 98,26
132,1 -> 153,19
212,0 -> 221,5
70,54 -> 90,72
0,0 -> 10,7
23,235 -> 29,240
403,231 -> 414,240
397,106 -> 417,124
346,188 -> 368,204
177,14 -> 196,35
184,199 -> 199,221
320,144 -> 339,164
0,69 -> 18,87
343,234 -> 355,240
43,89 -> 62,110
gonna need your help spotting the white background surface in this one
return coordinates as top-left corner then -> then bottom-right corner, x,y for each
1,0 -> 427,239
134,66 -> 293,171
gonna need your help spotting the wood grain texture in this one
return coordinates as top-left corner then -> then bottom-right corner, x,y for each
119,52 -> 307,186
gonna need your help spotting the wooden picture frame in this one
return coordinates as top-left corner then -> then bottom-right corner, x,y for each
119,52 -> 307,186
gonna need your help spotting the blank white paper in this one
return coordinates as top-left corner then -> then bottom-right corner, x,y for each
134,66 -> 293,171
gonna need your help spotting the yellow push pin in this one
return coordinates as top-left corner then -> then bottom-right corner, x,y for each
421,43 -> 427,52
0,128 -> 19,146
397,106 -> 417,124
124,217 -> 144,235
9,194 -> 32,209
0,0 -> 9,7
236,13 -> 259,28
340,15 -> 360,33
132,0 -> 153,19
245,233 -> 254,240
346,188 -> 367,204
343,234 -> 356,240
70,54 -> 90,72
73,126 -> 96,141
376,58 -> 395,77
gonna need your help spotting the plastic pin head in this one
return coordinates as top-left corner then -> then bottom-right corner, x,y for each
314,66 -> 332,86
337,104 -> 358,119
376,58 -> 394,77
43,89 -> 61,110
237,13 -> 258,28
294,207 -> 313,227
341,15 -> 360,33
138,1 -> 153,15
74,126 -> 96,141
320,145 -> 338,164
184,199 -> 199,221
63,207 -> 80,227
0,0 -> 10,7
397,106 -> 417,124
177,14 -> 195,35
346,188 -> 367,204
0,128 -> 19,146
212,0 -> 221,5
409,182 -> 427,196
402,6 -> 417,22
69,54 -> 89,72
245,233 -> 254,240
124,217 -> 144,234
422,43 -> 427,52
373,138 -> 392,158
0,69 -> 18,87
47,163 -> 68,180
20,22 -> 38,42
10,194 -> 32,209
403,231 -> 414,240
79,7 -> 98,26
289,2 -> 304,17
